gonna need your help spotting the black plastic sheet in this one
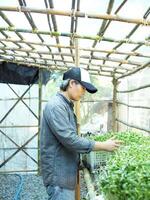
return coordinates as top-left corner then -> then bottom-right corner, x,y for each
0,62 -> 51,85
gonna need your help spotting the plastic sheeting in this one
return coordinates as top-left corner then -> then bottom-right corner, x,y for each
0,62 -> 51,85
117,67 -> 150,134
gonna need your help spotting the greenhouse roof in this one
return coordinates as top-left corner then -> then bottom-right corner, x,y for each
0,0 -> 150,78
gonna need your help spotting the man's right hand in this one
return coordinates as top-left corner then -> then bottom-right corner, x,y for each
93,137 -> 123,152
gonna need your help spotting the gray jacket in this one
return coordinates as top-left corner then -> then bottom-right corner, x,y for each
40,92 -> 95,189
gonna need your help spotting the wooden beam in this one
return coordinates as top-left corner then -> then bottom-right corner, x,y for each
38,69 -> 42,175
116,119 -> 150,133
0,57 -> 114,77
0,6 -> 150,25
0,27 -> 149,46
83,168 -> 97,200
116,101 -> 150,110
112,77 -> 118,132
117,84 -> 150,93
0,50 -> 133,73
74,38 -> 80,200
1,38 -> 149,58
117,60 -> 150,79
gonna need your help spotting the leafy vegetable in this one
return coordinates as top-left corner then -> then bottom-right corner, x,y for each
89,131 -> 149,146
89,132 -> 150,200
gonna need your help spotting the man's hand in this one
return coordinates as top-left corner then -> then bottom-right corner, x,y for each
93,137 -> 123,152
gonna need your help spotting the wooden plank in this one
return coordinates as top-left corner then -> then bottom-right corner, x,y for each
74,38 -> 80,200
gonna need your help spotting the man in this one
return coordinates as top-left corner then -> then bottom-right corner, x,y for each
40,67 -> 121,200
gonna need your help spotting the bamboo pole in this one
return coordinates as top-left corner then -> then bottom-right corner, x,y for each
16,0 -> 52,59
116,101 -> 150,110
0,46 -> 137,66
0,147 -> 38,150
0,50 -> 132,73
117,60 -> 150,79
0,97 -> 38,101
0,10 -> 34,50
101,68 -> 122,74
1,38 -> 149,59
81,100 -> 112,103
1,56 -> 123,77
0,130 -> 38,168
7,83 -> 38,120
0,48 -> 142,67
83,168 -> 97,200
0,129 -> 38,165
101,7 -> 150,67
0,84 -> 32,124
48,0 -> 66,66
116,119 -> 150,133
86,0 -> 114,69
70,0 -> 76,63
0,6 -> 150,25
90,5 -> 150,68
0,125 -> 38,128
90,0 -> 128,50
0,170 -> 38,173
112,76 -> 118,132
117,84 -> 150,93
0,10 -> 12,26
0,56 -> 114,77
74,38 -> 80,200
0,26 -> 150,46
44,0 -> 52,32
38,69 -> 42,175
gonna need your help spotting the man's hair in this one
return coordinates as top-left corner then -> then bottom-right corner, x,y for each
60,79 -> 70,91
60,79 -> 80,91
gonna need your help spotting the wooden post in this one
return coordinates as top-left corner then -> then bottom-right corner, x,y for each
83,168 -> 98,200
112,76 -> 118,132
107,102 -> 113,132
38,69 -> 42,175
74,38 -> 81,200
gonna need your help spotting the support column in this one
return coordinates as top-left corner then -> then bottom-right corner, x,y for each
112,76 -> 118,132
74,38 -> 81,200
38,69 -> 42,174
83,168 -> 97,200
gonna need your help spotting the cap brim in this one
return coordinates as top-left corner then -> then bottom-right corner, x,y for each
80,81 -> 98,93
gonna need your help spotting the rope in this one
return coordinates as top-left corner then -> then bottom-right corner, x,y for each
71,9 -> 76,19
98,36 -> 103,43
141,18 -> 149,26
17,6 -> 22,13
111,49 -> 116,54
84,13 -> 88,20
124,38 -> 130,44
70,32 -> 76,44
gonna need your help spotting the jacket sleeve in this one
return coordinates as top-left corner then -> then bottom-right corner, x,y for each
44,104 -> 95,153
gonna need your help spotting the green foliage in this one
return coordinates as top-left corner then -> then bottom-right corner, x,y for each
89,131 -> 149,145
90,132 -> 150,200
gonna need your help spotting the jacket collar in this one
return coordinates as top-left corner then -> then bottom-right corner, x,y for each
57,92 -> 74,108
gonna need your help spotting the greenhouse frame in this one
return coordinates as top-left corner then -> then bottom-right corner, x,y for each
0,0 -> 150,200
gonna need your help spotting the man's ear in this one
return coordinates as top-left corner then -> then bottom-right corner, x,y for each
69,79 -> 74,88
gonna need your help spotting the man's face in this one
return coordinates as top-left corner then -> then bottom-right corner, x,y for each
68,80 -> 86,101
